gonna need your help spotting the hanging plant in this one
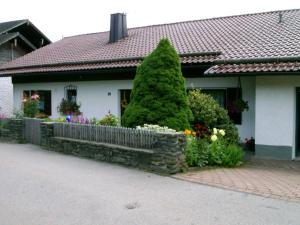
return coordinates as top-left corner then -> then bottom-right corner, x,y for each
227,76 -> 249,113
233,98 -> 249,113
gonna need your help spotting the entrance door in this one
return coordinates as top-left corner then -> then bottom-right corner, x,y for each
296,88 -> 300,156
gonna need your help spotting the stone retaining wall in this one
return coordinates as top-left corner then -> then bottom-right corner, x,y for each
41,122 -> 186,174
0,119 -> 25,143
0,120 -> 186,174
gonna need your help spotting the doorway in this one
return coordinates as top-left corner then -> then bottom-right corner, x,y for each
120,89 -> 131,117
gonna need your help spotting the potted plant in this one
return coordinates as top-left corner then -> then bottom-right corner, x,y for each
57,98 -> 81,116
233,98 -> 249,113
228,98 -> 249,113
245,137 -> 255,152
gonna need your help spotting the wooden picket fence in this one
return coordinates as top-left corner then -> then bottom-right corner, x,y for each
24,118 -> 44,145
53,123 -> 157,149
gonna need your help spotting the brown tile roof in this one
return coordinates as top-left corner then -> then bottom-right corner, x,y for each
205,62 -> 300,74
0,54 -> 220,75
0,9 -> 300,75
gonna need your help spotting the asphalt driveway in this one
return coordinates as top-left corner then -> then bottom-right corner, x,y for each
0,143 -> 300,225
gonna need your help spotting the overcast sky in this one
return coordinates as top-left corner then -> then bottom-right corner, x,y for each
0,0 -> 299,42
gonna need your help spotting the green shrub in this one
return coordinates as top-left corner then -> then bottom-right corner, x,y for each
223,144 -> 244,167
122,39 -> 193,131
208,141 -> 226,166
188,90 -> 239,143
23,100 -> 39,118
98,113 -> 119,126
184,128 -> 244,168
0,119 -> 9,129
185,137 -> 209,167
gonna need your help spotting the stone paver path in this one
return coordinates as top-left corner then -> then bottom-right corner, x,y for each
174,159 -> 300,202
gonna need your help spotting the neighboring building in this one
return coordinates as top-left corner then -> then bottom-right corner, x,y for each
0,20 -> 50,116
0,10 -> 300,159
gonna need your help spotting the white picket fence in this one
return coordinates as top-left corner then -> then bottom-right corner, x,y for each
53,123 -> 157,149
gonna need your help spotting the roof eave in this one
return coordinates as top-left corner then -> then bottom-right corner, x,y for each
0,20 -> 28,35
204,71 -> 300,77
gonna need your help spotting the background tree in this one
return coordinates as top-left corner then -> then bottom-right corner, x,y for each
122,39 -> 193,131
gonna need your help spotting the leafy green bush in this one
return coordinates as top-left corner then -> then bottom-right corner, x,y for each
223,144 -> 244,167
98,113 -> 119,126
122,38 -> 193,131
184,128 -> 244,168
0,119 -> 9,129
188,90 -> 239,143
23,99 -> 39,118
185,136 -> 209,167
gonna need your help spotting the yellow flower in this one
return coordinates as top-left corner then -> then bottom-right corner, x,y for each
219,129 -> 225,136
184,129 -> 192,135
213,128 -> 218,135
211,134 -> 218,142
192,131 -> 196,136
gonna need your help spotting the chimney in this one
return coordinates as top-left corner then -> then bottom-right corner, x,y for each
278,13 -> 283,23
109,13 -> 128,43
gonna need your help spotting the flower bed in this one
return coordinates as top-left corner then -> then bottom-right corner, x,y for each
184,127 -> 244,168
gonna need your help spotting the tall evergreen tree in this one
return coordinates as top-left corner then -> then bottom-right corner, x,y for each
122,39 -> 193,131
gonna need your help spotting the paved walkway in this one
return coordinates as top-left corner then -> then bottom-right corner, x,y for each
174,158 -> 300,202
1,143 -> 300,225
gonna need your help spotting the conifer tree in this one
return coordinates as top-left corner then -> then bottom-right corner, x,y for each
122,39 -> 193,131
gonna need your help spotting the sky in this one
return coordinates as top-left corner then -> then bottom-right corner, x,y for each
0,0 -> 299,42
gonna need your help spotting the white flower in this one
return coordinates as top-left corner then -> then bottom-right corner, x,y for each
211,134 -> 218,142
137,124 -> 177,133
219,129 -> 225,136
213,128 -> 218,135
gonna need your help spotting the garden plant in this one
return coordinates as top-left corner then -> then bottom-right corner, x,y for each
57,98 -> 81,116
23,94 -> 40,118
185,90 -> 243,168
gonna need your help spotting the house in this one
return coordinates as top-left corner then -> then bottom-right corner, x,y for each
0,20 -> 51,116
0,10 -> 300,160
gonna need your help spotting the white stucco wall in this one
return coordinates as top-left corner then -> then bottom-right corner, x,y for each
0,77 -> 13,116
255,76 -> 300,159
13,80 -> 133,119
13,76 -> 256,140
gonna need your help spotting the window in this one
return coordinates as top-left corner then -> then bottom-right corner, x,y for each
64,85 -> 77,102
23,90 -> 52,116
